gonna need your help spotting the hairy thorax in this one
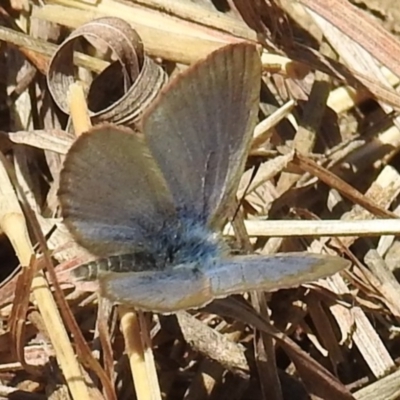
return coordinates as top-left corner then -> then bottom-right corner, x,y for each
154,215 -> 227,268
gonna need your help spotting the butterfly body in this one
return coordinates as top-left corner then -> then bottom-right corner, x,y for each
72,213 -> 226,280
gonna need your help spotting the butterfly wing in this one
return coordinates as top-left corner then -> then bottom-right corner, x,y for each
59,124 -> 176,257
206,253 -> 350,298
98,266 -> 213,314
142,43 -> 261,228
96,253 -> 349,313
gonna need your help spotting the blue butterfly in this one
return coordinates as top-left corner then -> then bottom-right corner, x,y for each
58,43 -> 349,314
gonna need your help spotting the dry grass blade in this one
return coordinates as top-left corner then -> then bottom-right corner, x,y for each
224,218 -> 400,237
292,153 -> 399,218
277,70 -> 331,192
324,273 -> 395,377
68,83 -> 91,136
33,3 -> 240,64
0,152 -> 91,398
119,308 -> 162,400
9,258 -> 42,377
175,311 -> 249,375
0,129 -> 73,154
207,298 -> 355,400
0,21 -> 109,73
251,99 -> 296,149
299,0 -> 400,80
354,368 -> 400,399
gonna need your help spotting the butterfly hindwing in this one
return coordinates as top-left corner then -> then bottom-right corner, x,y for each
205,253 -> 349,298
99,266 -> 213,313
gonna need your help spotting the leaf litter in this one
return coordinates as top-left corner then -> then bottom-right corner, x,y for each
1,0 -> 400,399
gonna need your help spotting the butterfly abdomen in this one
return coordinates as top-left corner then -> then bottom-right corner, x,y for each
72,252 -> 159,280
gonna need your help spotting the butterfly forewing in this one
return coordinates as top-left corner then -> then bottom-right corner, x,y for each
142,43 -> 261,228
59,124 -> 176,257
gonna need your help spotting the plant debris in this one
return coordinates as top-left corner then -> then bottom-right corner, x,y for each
1,1 -> 400,399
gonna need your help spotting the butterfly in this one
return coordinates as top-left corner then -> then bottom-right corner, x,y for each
58,43 -> 349,314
